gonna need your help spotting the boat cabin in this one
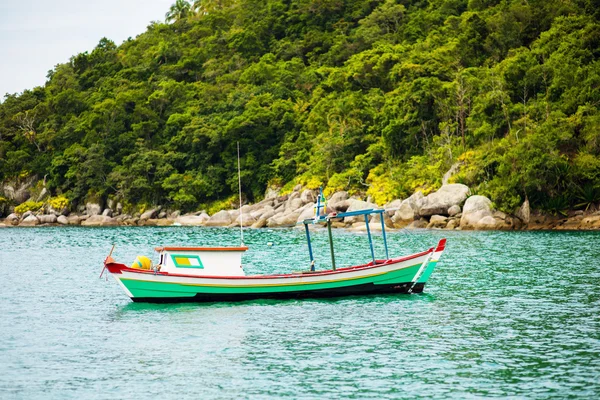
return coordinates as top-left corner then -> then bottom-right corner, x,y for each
154,246 -> 248,277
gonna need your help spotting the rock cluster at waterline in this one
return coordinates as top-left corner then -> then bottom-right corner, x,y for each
2,183 -> 600,230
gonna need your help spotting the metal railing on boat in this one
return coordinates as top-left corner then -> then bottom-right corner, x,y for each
299,208 -> 389,272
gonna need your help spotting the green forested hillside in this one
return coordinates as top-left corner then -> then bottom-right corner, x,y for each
1,0 -> 599,213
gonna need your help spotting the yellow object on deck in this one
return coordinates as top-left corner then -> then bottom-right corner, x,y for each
131,255 -> 153,270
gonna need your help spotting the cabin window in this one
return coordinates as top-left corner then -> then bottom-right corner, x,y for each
171,254 -> 204,269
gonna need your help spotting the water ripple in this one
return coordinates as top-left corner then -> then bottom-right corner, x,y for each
0,227 -> 599,399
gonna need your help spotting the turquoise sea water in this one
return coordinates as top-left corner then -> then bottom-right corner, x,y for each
0,226 -> 599,399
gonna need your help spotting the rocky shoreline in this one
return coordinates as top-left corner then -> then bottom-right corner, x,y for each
1,183 -> 600,231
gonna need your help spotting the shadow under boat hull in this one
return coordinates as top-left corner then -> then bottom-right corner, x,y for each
131,282 -> 426,303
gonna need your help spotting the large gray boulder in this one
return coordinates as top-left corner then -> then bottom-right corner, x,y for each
47,205 -> 68,216
264,185 -> 281,200
446,218 -> 460,230
460,195 -> 492,227
384,199 -> 402,216
392,202 -> 415,223
57,215 -> 69,225
38,214 -> 57,224
348,222 -> 383,232
251,218 -> 268,228
140,208 -> 158,220
406,218 -> 428,229
256,199 -> 275,210
476,215 -> 501,229
259,209 -> 277,221
142,219 -> 173,226
404,191 -> 423,212
3,178 -> 34,204
267,204 -> 312,228
383,213 -> 394,228
285,191 -> 301,211
288,198 -> 304,212
267,211 -> 302,227
20,215 -> 40,226
81,215 -> 119,226
418,184 -> 469,217
460,195 -> 508,230
67,215 -> 82,225
6,213 -> 19,226
86,202 -> 102,216
205,210 -> 233,227
288,190 -> 300,200
16,187 -> 32,203
273,202 -> 285,213
251,205 -> 274,219
240,204 -> 255,214
328,191 -> 349,206
175,214 -> 210,226
300,189 -> 317,204
427,215 -> 448,229
296,202 -> 316,223
328,199 -> 350,213
448,205 -> 461,217
391,192 -> 423,227
344,199 -> 377,224
273,195 -> 286,207
516,198 -> 530,225
228,209 -> 240,221
234,213 -> 258,227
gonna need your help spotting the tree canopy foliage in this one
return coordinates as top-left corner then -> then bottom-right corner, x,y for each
1,0 -> 599,212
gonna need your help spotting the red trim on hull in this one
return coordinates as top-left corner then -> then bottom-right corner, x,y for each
435,238 -> 447,252
105,247 -> 434,280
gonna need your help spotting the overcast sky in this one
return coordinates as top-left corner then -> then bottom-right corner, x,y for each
0,0 -> 174,99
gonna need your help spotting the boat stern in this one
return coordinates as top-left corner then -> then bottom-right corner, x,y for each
102,246 -> 249,301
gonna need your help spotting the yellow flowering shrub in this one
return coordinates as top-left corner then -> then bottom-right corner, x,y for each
365,165 -> 400,206
15,201 -> 44,214
48,196 -> 69,211
203,195 -> 237,215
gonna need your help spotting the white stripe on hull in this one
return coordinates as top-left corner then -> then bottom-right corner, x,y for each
114,253 -> 430,288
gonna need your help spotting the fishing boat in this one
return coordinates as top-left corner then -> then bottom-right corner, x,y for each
102,189 -> 447,303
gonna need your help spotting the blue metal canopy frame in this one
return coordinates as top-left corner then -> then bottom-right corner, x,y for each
300,207 -> 390,272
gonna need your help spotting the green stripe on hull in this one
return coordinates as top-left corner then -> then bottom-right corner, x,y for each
371,267 -> 422,285
417,261 -> 438,283
120,264 -> 423,298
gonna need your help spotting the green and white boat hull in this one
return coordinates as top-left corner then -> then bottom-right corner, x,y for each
104,239 -> 446,303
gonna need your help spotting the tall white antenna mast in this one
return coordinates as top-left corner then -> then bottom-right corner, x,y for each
237,142 -> 244,246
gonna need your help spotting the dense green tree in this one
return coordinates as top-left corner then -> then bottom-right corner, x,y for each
1,0 -> 599,213
166,0 -> 193,23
